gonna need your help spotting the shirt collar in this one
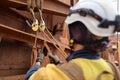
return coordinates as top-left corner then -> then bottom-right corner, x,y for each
66,49 -> 100,62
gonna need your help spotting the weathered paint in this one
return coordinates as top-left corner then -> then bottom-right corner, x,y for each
0,0 -> 73,79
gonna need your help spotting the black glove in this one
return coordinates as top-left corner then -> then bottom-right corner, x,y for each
49,54 -> 63,65
36,52 -> 44,63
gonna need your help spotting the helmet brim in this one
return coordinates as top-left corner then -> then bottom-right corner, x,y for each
65,14 -> 114,37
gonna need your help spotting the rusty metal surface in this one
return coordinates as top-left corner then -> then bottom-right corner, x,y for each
0,0 -> 71,79
0,0 -> 70,16
0,23 -> 70,49
0,38 -> 31,76
0,7 -> 69,48
0,0 -> 119,79
0,74 -> 25,80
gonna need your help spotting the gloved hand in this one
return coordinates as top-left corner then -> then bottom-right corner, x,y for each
49,54 -> 63,65
36,52 -> 44,63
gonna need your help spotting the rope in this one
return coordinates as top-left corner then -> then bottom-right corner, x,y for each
37,1 -> 67,58
27,0 -> 39,67
27,0 -> 68,67
27,0 -> 36,20
27,0 -> 34,10
46,28 -> 67,56
29,8 -> 36,21
41,30 -> 67,58
27,0 -> 44,66
30,0 -> 44,67
31,31 -> 38,67
27,0 -> 37,67
35,0 -> 67,58
36,0 -> 43,10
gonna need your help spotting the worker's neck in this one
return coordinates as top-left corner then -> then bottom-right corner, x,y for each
73,44 -> 84,51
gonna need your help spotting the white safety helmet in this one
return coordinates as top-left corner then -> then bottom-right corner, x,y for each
65,0 -> 118,37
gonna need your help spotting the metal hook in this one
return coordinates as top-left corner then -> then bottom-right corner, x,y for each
26,0 -> 45,31
26,19 -> 39,31
26,8 -> 39,31
38,9 -> 45,31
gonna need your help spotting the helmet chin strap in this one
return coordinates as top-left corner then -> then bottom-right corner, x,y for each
69,8 -> 120,32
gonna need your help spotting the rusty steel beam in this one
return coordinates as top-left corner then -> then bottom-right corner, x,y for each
0,0 -> 26,9
0,24 -> 43,46
55,0 -> 70,6
43,0 -> 69,16
0,23 -> 70,49
0,35 -> 1,43
0,74 -> 24,80
57,0 -> 78,5
0,0 -> 70,16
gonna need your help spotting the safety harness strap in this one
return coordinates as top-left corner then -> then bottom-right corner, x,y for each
57,62 -> 85,80
97,71 -> 112,80
57,62 -> 119,80
107,61 -> 120,80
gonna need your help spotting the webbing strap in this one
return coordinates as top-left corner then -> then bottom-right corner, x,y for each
97,71 -> 112,80
57,63 -> 85,80
57,62 -> 117,80
107,61 -> 120,80
27,0 -> 35,10
36,0 -> 43,10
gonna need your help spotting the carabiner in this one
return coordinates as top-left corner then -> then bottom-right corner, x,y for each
26,8 -> 39,31
38,9 -> 46,31
32,19 -> 39,31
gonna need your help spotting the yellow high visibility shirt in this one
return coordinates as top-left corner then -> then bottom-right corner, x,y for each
29,58 -> 114,80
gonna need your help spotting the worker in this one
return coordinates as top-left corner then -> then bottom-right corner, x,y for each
25,0 -> 120,80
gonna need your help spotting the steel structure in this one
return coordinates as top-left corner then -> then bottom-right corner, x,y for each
0,0 -> 78,79
1,0 -> 119,80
